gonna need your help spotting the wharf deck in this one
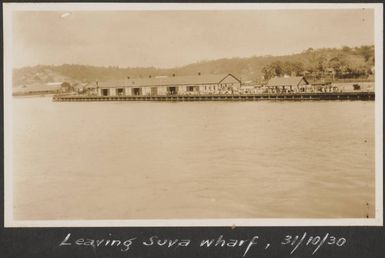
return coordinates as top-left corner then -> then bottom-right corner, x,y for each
53,92 -> 375,102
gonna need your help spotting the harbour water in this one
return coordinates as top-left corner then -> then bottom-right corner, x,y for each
12,97 -> 375,219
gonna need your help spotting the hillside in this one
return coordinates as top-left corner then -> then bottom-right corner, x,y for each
13,45 -> 374,90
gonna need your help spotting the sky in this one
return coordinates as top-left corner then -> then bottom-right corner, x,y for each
12,9 -> 374,68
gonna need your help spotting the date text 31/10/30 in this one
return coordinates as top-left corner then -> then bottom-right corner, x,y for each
281,233 -> 346,255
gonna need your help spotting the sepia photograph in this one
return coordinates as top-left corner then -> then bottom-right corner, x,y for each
3,3 -> 383,227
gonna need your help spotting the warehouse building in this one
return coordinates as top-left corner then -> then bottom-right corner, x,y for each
265,76 -> 310,93
93,73 -> 241,97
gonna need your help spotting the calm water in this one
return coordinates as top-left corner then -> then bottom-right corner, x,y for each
12,97 -> 375,219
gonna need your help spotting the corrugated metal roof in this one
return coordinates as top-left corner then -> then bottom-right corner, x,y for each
267,76 -> 308,87
96,74 -> 240,88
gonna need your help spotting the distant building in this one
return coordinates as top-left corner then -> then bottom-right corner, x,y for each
91,74 -> 241,97
13,82 -> 62,96
60,82 -> 73,93
265,76 -> 309,93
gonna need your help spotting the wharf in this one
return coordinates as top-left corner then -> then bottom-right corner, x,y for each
53,92 -> 375,102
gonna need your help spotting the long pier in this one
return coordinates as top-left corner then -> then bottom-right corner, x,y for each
53,91 -> 375,102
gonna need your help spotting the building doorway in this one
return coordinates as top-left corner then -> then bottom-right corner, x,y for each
116,88 -> 125,96
101,89 -> 109,96
167,86 -> 178,95
132,88 -> 142,96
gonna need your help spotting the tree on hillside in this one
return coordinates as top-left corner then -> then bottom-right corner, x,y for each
261,61 -> 285,80
342,46 -> 352,53
328,57 -> 341,71
282,61 -> 304,76
316,55 -> 328,73
356,45 -> 373,62
262,61 -> 305,79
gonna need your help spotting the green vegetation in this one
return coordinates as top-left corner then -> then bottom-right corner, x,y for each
13,45 -> 374,88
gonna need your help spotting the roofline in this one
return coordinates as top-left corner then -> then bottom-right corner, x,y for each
266,76 -> 308,87
96,74 -> 242,88
97,82 -> 232,88
218,73 -> 241,84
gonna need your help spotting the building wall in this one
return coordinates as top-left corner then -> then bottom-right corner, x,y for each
298,79 -> 308,87
197,84 -> 220,94
124,88 -> 132,96
220,75 -> 241,89
97,84 -> 241,96
110,88 -> 116,96
157,86 -> 168,95
184,85 -> 200,95
296,79 -> 310,92
178,85 -> 187,94
95,74 -> 242,96
98,88 -> 116,96
199,84 -> 208,94
128,86 -> 169,96
142,87 -> 151,96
